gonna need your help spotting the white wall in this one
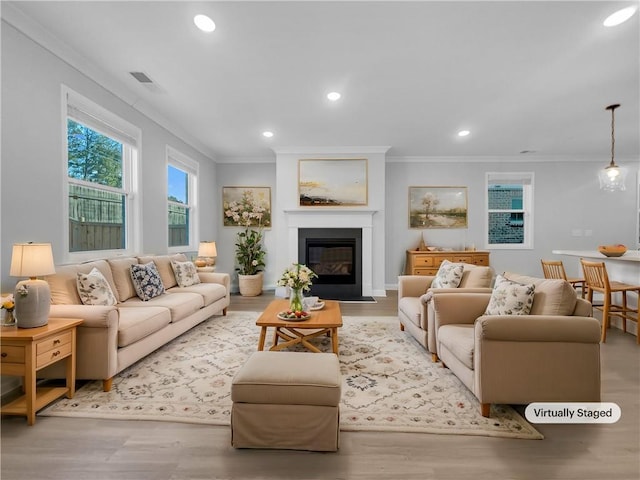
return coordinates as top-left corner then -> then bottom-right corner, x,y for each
0,21 -> 218,292
385,158 -> 639,284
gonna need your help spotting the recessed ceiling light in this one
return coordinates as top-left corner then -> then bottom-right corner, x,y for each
194,14 -> 216,32
262,131 -> 274,138
603,6 -> 638,27
458,130 -> 470,137
327,92 -> 341,101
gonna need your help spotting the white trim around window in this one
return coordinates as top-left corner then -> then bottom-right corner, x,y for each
485,172 -> 534,249
167,146 -> 199,253
62,85 -> 142,263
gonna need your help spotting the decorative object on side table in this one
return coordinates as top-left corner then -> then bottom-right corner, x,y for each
196,241 -> 217,271
1,295 -> 16,326
277,263 -> 318,312
9,242 -> 56,328
224,189 -> 268,296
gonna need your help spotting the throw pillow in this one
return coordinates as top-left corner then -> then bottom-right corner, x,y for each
484,274 -> 535,316
76,267 -> 117,306
130,262 -> 165,301
171,260 -> 201,287
431,260 -> 464,289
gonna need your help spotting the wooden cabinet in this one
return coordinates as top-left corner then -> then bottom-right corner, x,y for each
1,318 -> 82,425
405,250 -> 490,275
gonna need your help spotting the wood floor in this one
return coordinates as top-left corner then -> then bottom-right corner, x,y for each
2,291 -> 639,480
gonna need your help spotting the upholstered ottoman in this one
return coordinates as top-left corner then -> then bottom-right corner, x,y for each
231,351 -> 341,451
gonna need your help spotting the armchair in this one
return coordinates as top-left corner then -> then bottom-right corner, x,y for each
398,264 -> 493,361
431,275 -> 601,418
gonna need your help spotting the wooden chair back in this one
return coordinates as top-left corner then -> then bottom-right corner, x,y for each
580,259 -> 609,293
541,260 -> 568,280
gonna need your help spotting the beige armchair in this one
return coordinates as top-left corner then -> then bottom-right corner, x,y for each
398,264 -> 493,361
431,274 -> 601,418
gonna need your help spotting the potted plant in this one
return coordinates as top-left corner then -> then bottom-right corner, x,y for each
224,190 -> 267,296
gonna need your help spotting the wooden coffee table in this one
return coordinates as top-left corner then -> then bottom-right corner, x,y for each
256,299 -> 343,354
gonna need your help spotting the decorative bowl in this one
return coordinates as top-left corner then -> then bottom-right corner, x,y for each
598,245 -> 627,257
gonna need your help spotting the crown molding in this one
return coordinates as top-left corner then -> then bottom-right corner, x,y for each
272,146 -> 391,155
1,3 -> 218,162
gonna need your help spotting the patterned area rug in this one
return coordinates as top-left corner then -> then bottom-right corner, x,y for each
40,312 -> 542,439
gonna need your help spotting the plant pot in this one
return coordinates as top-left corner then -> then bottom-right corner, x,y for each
238,272 -> 263,297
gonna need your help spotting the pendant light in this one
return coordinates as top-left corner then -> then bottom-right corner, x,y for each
598,104 -> 627,192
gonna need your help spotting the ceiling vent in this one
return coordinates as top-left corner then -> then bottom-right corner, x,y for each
130,71 -> 154,83
129,71 -> 165,94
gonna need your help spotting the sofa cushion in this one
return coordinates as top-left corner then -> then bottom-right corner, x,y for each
120,291 -> 203,322
166,283 -> 226,306
459,265 -> 493,288
431,260 -> 464,289
398,296 -> 423,328
137,254 -> 187,289
47,260 -> 118,305
485,274 -> 535,316
130,262 -> 166,301
107,257 -> 139,302
117,306 -> 172,347
76,267 -> 117,306
503,272 -> 577,316
438,324 -> 475,370
171,260 -> 201,287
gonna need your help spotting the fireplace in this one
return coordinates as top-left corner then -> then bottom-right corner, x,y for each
298,228 -> 362,300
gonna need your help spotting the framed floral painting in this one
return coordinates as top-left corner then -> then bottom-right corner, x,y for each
409,186 -> 468,229
298,158 -> 368,206
222,186 -> 271,227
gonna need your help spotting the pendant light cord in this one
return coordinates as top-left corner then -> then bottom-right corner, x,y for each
606,104 -> 620,167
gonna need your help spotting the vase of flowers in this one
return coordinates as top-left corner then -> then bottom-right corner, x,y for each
224,190 -> 267,296
1,295 -> 16,327
278,263 -> 318,312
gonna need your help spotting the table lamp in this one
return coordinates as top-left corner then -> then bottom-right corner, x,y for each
9,242 -> 56,328
196,241 -> 217,270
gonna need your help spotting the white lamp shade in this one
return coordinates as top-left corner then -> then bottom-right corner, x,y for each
198,241 -> 218,258
10,243 -> 56,278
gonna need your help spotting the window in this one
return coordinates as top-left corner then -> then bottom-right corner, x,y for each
486,172 -> 534,248
167,147 -> 198,251
64,87 -> 140,259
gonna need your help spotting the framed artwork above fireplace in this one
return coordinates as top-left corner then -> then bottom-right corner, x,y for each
409,186 -> 468,229
298,158 -> 368,207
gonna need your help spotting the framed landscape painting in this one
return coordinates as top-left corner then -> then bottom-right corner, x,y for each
409,186 -> 468,229
222,186 -> 272,228
298,158 -> 368,206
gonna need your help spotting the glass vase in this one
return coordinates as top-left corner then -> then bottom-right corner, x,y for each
2,310 -> 16,327
289,287 -> 304,312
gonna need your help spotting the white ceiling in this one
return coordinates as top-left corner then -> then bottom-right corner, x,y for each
4,1 -> 639,162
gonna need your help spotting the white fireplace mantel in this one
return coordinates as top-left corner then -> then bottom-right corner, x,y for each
284,209 -> 378,296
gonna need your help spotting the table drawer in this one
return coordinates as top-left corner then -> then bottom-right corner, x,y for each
452,255 -> 472,263
412,256 -> 434,267
36,342 -> 72,369
36,331 -> 72,356
474,257 -> 489,266
1,345 -> 25,364
414,268 -> 437,275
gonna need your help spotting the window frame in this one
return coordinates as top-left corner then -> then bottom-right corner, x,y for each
62,86 -> 141,262
485,172 -> 534,249
167,146 -> 199,253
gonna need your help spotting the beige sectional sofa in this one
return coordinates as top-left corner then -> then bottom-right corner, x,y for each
397,263 -> 494,361
42,254 -> 230,391
431,272 -> 601,417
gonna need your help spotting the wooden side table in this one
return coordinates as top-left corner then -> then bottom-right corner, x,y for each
1,318 -> 83,425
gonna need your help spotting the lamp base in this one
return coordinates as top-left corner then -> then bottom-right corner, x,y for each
14,279 -> 51,328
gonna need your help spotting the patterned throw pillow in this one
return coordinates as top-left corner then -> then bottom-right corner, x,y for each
171,260 -> 201,287
130,262 -> 165,301
484,274 -> 535,315
76,267 -> 117,306
431,260 -> 464,289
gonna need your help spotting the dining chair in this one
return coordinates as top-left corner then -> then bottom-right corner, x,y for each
580,259 -> 640,344
540,259 -> 585,298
